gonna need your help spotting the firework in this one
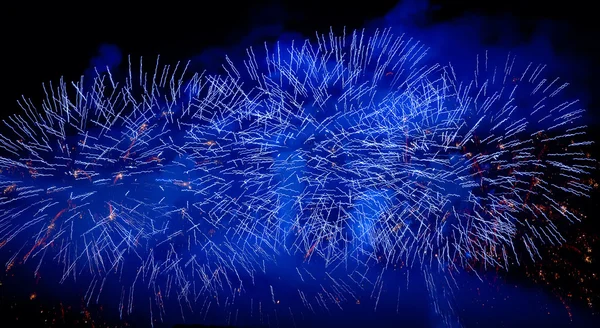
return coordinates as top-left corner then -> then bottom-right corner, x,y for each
0,55 -> 278,322
202,29 -> 595,274
0,28 -> 594,327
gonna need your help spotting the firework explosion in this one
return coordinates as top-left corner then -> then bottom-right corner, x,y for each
0,28 -> 595,327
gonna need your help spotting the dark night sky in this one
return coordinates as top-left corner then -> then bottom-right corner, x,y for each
2,1 -> 599,327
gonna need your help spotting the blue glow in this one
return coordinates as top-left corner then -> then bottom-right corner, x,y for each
0,2 -> 597,328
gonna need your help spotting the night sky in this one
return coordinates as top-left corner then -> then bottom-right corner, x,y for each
1,1 -> 599,327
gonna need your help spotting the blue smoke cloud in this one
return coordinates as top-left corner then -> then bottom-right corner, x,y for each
85,44 -> 122,78
62,1 -> 599,327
